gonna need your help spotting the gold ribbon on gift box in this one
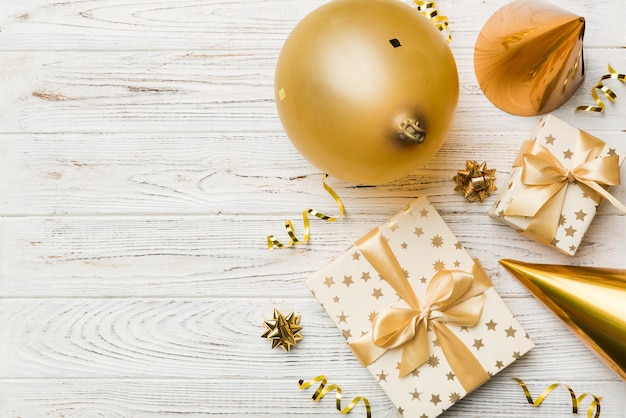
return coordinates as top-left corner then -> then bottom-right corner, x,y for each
503,131 -> 626,246
348,228 -> 491,392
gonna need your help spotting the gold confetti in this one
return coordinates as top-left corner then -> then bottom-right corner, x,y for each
453,160 -> 497,203
298,375 -> 371,417
576,64 -> 625,113
267,173 -> 345,250
514,378 -> 601,418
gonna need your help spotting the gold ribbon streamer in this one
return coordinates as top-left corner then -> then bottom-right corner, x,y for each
349,227 -> 491,391
504,134 -> 626,245
576,64 -> 625,112
298,375 -> 371,418
513,378 -> 601,418
414,1 -> 452,43
267,173 -> 345,250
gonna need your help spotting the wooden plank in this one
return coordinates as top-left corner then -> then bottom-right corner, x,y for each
0,378 -> 392,417
0,0 -> 621,51
0,48 -> 624,134
1,297 -> 624,416
0,297 -> 621,381
0,377 -> 623,417
1,130 -> 626,216
1,213 -> 624,298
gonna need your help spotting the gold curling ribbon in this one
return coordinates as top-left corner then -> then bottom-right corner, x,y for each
349,227 -> 491,391
504,133 -> 626,246
414,1 -> 452,43
576,64 -> 625,112
514,378 -> 601,418
298,375 -> 371,418
267,173 -> 345,250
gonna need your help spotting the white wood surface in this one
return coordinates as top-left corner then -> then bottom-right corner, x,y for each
1,0 -> 625,417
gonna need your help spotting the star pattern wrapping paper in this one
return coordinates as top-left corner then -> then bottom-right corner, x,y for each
489,115 -> 625,255
306,197 -> 534,417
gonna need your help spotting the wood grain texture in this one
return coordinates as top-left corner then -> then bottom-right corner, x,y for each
1,129 -> 625,216
0,0 -> 623,51
1,0 -> 625,417
0,298 -> 624,416
2,378 -> 622,417
0,297 -> 620,379
0,49 -> 624,135
0,213 -> 624,298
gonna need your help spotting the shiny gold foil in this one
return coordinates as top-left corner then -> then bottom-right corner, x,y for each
453,160 -> 497,203
500,259 -> 626,381
513,378 -> 601,418
474,0 -> 585,116
275,0 -> 459,184
261,308 -> 303,351
576,64 -> 626,112
267,173 -> 345,250
415,0 -> 452,43
298,375 -> 371,418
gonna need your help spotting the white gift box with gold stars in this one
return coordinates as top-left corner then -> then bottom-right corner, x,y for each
306,196 -> 534,418
489,115 -> 625,256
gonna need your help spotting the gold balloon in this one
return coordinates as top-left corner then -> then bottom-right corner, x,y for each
500,259 -> 626,381
474,0 -> 585,116
275,0 -> 459,185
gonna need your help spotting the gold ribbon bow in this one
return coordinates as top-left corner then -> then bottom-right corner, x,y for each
349,228 -> 491,392
504,132 -> 625,245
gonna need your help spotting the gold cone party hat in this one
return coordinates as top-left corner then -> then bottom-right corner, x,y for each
499,259 -> 626,380
474,0 -> 585,116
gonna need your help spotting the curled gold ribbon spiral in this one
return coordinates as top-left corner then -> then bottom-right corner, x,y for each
298,375 -> 371,418
414,1 -> 452,43
576,64 -> 625,112
514,378 -> 601,418
267,174 -> 345,250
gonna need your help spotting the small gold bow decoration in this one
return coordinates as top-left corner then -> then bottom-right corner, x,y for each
504,132 -> 626,245
262,308 -> 303,351
453,160 -> 497,203
348,228 -> 492,391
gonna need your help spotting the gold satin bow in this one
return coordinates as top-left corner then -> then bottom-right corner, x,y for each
504,131 -> 625,245
349,228 -> 491,391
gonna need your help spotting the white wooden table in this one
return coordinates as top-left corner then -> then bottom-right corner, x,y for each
1,0 -> 625,416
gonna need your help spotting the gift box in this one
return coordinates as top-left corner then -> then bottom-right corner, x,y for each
489,115 -> 625,255
306,197 -> 534,417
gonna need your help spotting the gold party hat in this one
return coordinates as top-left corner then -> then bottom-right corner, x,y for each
499,259 -> 626,380
474,0 -> 585,116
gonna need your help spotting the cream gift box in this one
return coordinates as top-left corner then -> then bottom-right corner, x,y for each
489,115 -> 625,255
306,197 -> 534,417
